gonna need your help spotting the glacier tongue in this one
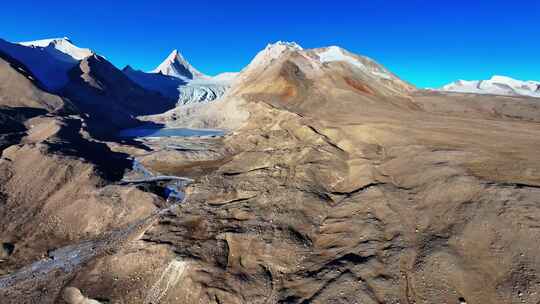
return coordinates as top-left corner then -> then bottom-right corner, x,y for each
124,64 -> 236,105
177,83 -> 229,105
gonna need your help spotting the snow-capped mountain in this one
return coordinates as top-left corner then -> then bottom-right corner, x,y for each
0,37 -> 97,91
152,49 -> 206,80
440,76 -> 540,98
233,41 -> 414,97
19,37 -> 94,61
0,38 -> 78,90
244,41 -> 303,71
124,50 -> 237,105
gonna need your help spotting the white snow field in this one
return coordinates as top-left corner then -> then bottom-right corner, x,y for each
19,37 -> 94,60
0,38 -> 80,90
441,75 -> 540,98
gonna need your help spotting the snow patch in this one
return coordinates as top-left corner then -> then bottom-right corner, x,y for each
318,46 -> 392,80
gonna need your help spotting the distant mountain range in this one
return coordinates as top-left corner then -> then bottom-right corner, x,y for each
440,76 -> 540,98
0,37 -> 237,106
1,36 -> 538,106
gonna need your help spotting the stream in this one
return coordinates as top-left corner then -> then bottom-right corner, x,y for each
0,128 -> 224,294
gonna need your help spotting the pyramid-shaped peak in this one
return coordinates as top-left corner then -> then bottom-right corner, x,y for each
152,49 -> 206,80
122,65 -> 135,72
167,49 -> 180,59
164,49 -> 190,65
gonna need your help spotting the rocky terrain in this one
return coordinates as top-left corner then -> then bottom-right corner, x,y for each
1,39 -> 540,304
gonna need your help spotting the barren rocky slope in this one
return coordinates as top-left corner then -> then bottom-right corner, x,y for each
0,53 -> 163,302
61,54 -> 177,137
1,43 -> 540,304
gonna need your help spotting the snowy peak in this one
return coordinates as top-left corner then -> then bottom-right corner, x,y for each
242,42 -> 410,87
245,41 -> 303,71
259,41 -> 303,58
0,38 -> 78,90
441,75 -> 540,98
19,37 -> 94,60
265,41 -> 303,51
235,41 -> 415,99
152,49 -> 206,80
19,37 -> 72,47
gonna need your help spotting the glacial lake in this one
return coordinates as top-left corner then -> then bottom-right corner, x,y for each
117,127 -> 225,138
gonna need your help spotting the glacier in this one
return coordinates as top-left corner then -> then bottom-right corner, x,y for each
124,49 -> 237,105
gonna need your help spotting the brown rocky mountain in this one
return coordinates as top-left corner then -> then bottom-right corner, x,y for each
0,52 -> 68,112
61,54 -> 176,137
0,49 -> 161,283
0,50 -> 75,151
1,41 -> 540,304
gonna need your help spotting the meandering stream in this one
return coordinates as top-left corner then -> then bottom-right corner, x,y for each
0,128 -> 224,295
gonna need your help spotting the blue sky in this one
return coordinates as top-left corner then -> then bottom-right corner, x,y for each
2,0 -> 539,87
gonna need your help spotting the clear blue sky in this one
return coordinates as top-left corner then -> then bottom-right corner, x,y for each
1,0 -> 539,87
